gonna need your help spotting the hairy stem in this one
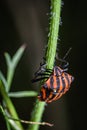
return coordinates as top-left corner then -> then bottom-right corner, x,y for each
46,0 -> 61,69
28,0 -> 61,130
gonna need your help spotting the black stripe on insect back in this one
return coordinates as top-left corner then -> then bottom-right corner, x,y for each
44,83 -> 48,88
54,66 -> 62,76
46,88 -> 52,98
54,66 -> 59,76
50,76 -> 54,90
64,73 -> 70,87
61,75 -> 66,92
56,76 -> 60,91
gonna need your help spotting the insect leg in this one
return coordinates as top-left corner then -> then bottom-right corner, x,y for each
32,72 -> 51,83
31,76 -> 49,82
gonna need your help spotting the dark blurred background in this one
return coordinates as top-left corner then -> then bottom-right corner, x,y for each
0,0 -> 86,130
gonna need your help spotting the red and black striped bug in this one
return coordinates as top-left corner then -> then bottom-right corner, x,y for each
32,49 -> 74,103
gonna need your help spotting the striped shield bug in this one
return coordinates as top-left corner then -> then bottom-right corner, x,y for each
37,66 -> 74,103
32,48 -> 74,103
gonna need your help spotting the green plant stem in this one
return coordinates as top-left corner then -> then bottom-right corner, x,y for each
0,80 -> 24,130
0,105 -> 11,130
46,0 -> 61,69
28,0 -> 61,130
8,91 -> 38,98
28,100 -> 45,130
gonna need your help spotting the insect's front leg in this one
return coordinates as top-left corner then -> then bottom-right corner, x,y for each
32,63 -> 52,83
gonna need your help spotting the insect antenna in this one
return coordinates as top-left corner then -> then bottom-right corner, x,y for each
58,47 -> 72,70
62,47 -> 72,60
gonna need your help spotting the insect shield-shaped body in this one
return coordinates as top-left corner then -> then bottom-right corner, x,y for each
38,66 -> 74,103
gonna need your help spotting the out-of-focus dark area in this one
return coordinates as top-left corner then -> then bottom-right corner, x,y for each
0,0 -> 86,130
